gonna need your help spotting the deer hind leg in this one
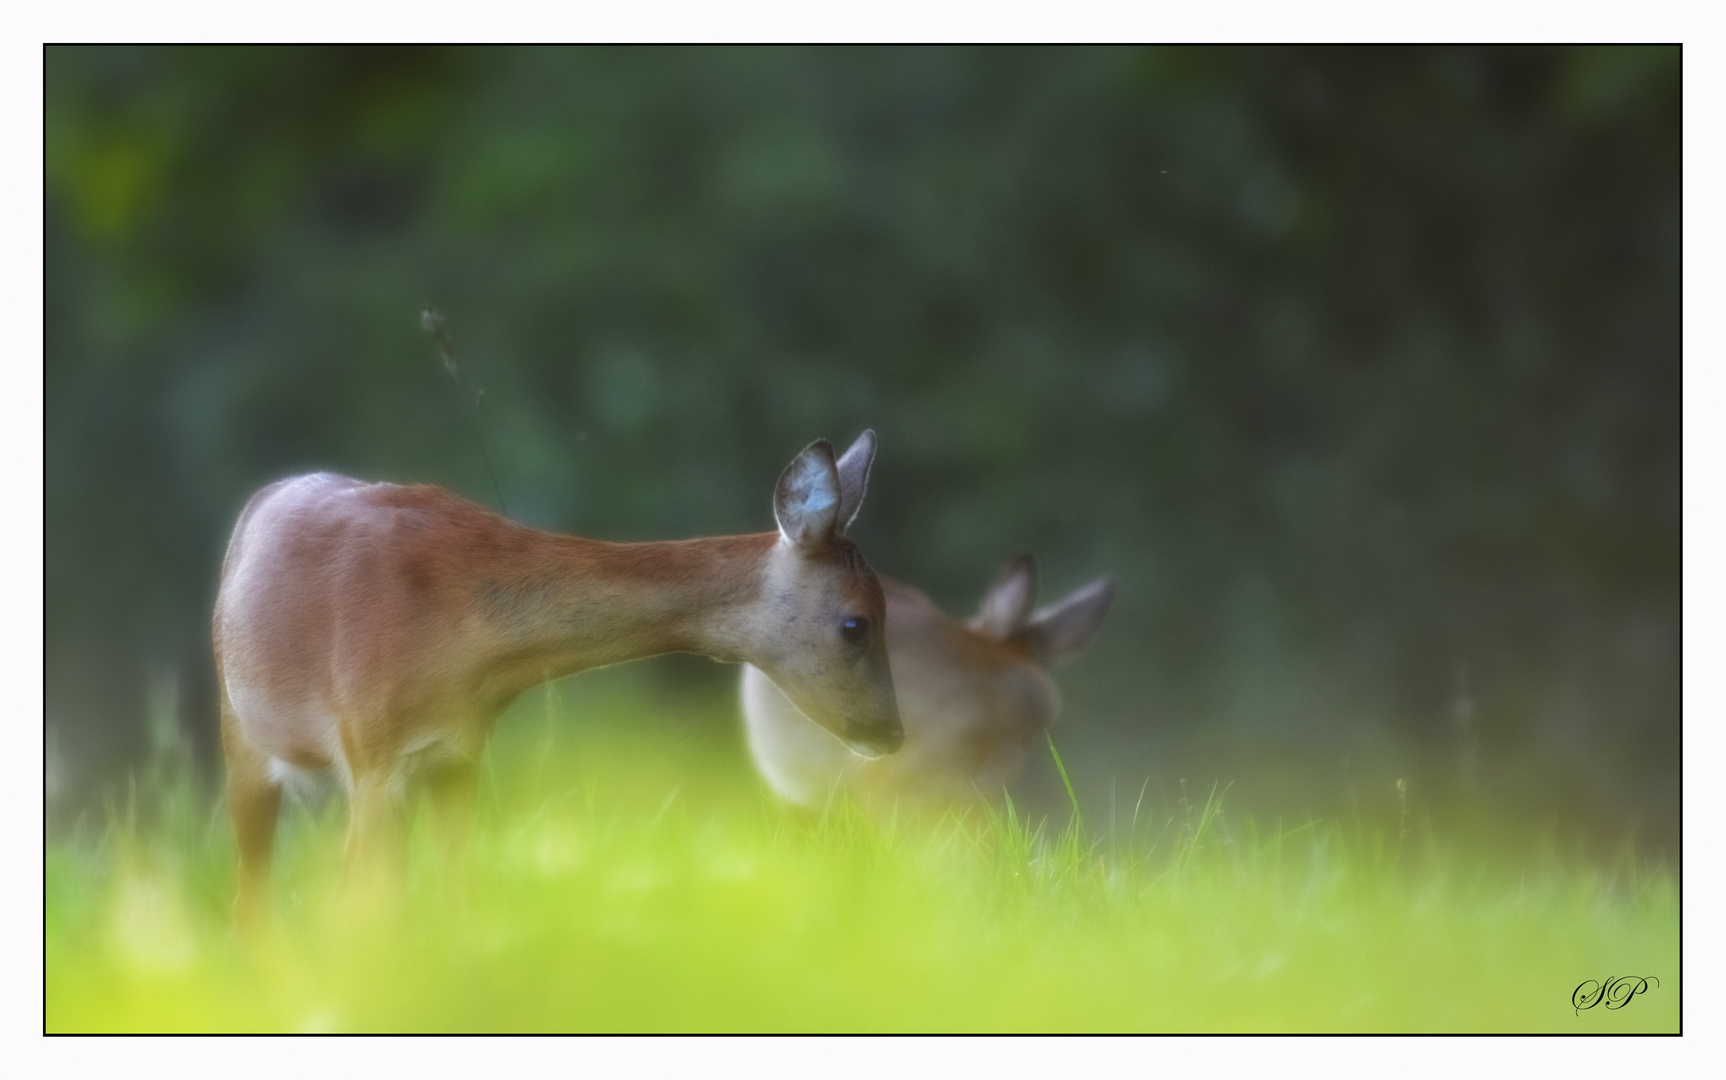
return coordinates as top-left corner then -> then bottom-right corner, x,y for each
220,689 -> 281,931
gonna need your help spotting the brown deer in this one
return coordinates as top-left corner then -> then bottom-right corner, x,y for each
215,432 -> 899,918
742,554 -> 1112,815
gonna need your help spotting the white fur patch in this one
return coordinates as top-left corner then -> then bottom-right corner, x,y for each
267,757 -> 338,793
228,678 -> 350,791
266,756 -> 350,815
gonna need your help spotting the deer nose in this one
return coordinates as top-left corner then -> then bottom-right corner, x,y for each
845,720 -> 904,759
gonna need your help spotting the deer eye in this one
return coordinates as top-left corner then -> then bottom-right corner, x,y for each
840,616 -> 870,646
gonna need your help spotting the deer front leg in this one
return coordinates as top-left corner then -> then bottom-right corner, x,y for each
343,771 -> 406,913
423,760 -> 479,867
422,759 -> 480,906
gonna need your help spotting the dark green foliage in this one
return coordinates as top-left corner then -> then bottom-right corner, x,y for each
44,46 -> 1680,848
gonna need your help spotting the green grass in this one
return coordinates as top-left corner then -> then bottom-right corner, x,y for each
45,689 -> 1679,1033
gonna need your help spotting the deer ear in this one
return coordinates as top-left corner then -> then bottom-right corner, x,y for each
774,440 -> 841,546
1018,577 -> 1115,666
971,554 -> 1039,640
833,429 -> 877,534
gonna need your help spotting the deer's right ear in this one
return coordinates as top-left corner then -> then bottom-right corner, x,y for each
972,554 -> 1039,640
1020,577 -> 1115,666
774,440 -> 842,546
833,429 -> 877,534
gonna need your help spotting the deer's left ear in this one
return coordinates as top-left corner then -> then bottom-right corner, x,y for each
1017,577 -> 1115,666
972,554 -> 1039,640
774,440 -> 841,546
833,429 -> 877,535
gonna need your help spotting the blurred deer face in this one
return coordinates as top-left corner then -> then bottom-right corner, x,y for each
880,592 -> 1060,786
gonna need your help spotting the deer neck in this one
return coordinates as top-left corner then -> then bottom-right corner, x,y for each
472,529 -> 780,698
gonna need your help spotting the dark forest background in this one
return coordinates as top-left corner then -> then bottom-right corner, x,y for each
44,46 -> 1681,851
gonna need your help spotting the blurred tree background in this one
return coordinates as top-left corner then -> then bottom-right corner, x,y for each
44,46 -> 1680,852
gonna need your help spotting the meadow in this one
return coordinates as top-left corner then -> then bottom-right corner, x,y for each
45,674 -> 1679,1034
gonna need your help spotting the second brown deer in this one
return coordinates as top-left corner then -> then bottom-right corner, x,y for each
742,554 -> 1113,815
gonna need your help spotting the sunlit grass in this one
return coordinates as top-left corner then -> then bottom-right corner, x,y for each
45,688 -> 1679,1033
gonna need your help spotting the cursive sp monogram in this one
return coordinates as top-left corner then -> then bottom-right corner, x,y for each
1572,976 -> 1659,1015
